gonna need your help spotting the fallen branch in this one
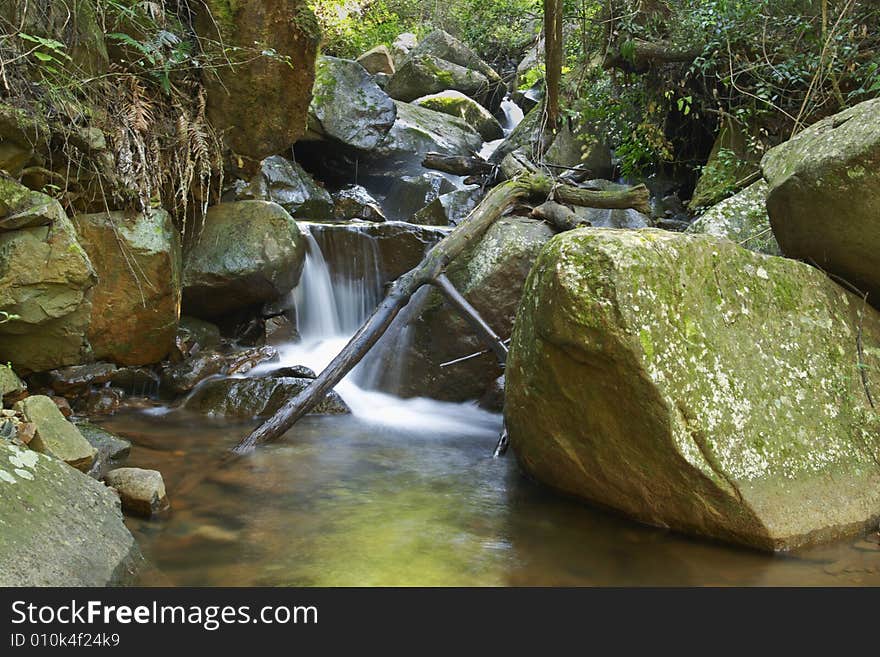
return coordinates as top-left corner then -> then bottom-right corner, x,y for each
422,152 -> 494,176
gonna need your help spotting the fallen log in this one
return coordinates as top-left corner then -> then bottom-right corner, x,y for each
233,172 -> 652,453
531,200 -> 590,232
422,152 -> 494,176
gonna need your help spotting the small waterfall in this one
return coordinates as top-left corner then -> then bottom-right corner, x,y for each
479,97 -> 524,159
251,224 -> 499,432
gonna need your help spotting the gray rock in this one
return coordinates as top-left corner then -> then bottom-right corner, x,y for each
413,90 -> 503,141
104,467 -> 169,518
0,364 -> 25,402
333,185 -> 386,222
76,421 -> 131,479
46,362 -> 117,396
0,441 -> 141,585
412,186 -> 483,226
384,172 -> 457,221
391,32 -> 418,66
183,376 -> 349,417
232,155 -> 333,220
357,45 -> 395,75
175,316 -> 221,355
14,395 -> 96,471
573,207 -> 652,229
387,54 -> 490,103
373,101 -> 483,161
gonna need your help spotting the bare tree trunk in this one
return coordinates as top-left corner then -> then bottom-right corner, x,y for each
544,0 -> 564,127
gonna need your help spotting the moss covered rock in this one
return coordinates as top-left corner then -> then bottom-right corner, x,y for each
762,98 -> 880,307
0,181 -> 96,373
506,228 -> 880,551
413,91 -> 502,141
373,101 -> 483,161
690,117 -> 761,211
182,201 -> 306,318
387,54 -> 490,104
687,181 -> 780,256
72,209 -> 182,365
183,376 -> 348,417
195,0 -> 320,163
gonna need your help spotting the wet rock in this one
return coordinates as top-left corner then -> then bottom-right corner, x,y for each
175,316 -> 221,358
160,351 -> 227,395
195,0 -> 319,163
72,209 -> 181,365
183,377 -> 348,418
50,397 -> 73,419
0,441 -> 141,586
372,101 -> 483,161
46,362 -> 117,396
544,122 -> 613,179
14,395 -> 96,471
310,55 -> 397,151
479,375 -> 505,412
230,155 -> 334,220
687,181 -> 780,256
80,387 -> 124,416
393,216 -> 554,401
413,90 -> 503,141
511,81 -> 544,114
506,228 -> 880,551
264,315 -> 298,346
412,186 -> 483,226
77,422 -> 131,479
408,29 -> 505,110
357,45 -> 395,75
108,367 -> 161,397
225,346 -> 279,375
182,201 -> 306,318
104,467 -> 169,518
0,364 -> 25,405
333,185 -> 386,222
489,101 -> 544,164
384,172 -> 457,220
0,179 -> 96,374
271,365 -> 317,379
762,98 -> 880,307
386,54 -> 489,104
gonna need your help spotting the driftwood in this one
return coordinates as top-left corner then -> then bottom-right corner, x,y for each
422,152 -> 494,177
233,171 -> 653,453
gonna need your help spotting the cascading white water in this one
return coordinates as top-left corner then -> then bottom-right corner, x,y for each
251,224 -> 499,434
478,97 -> 525,159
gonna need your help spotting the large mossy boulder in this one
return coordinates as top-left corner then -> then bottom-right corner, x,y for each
309,56 -> 397,151
231,155 -> 334,220
195,0 -> 320,164
0,441 -> 140,586
387,54 -> 490,104
391,216 -> 554,401
506,228 -> 880,551
182,201 -> 306,318
412,90 -> 503,141
372,101 -> 483,162
72,209 -> 182,365
762,98 -> 880,307
183,376 -> 348,417
0,180 -> 96,374
687,181 -> 780,256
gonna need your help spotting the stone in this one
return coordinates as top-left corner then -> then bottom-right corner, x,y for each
762,98 -> 880,307
413,90 -> 503,141
391,216 -> 554,400
506,228 -> 880,551
690,117 -> 761,211
51,397 -> 73,419
391,32 -> 418,66
0,441 -> 140,586
687,181 -> 781,256
46,362 -> 117,396
544,123 -> 613,179
489,101 -> 544,164
333,185 -> 386,222
0,180 -> 96,374
383,173 -> 457,221
182,201 -> 306,318
160,351 -> 228,394
231,155 -> 333,219
310,55 -> 397,151
0,364 -> 25,402
386,54 -> 490,104
271,365 -> 317,379
14,395 -> 97,471
195,0 -> 320,163
372,101 -> 483,162
412,186 -> 483,226
357,45 -> 395,75
175,316 -> 222,357
183,376 -> 348,417
72,209 -> 182,365
108,367 -> 161,396
76,421 -> 131,480
81,387 -> 124,416
104,467 -> 169,518
479,375 -> 505,412
573,207 -> 652,229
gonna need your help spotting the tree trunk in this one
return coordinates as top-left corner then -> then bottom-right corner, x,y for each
543,0 -> 564,127
232,173 -> 652,453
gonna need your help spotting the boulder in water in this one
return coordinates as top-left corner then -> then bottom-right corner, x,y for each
386,54 -> 490,104
686,181 -> 780,256
14,395 -> 97,472
104,467 -> 169,518
230,155 -> 334,220
183,376 -> 348,417
506,228 -> 880,551
72,209 -> 182,365
762,98 -> 880,307
182,201 -> 306,318
310,55 -> 397,151
413,90 -> 503,141
46,361 -> 117,396
357,45 -> 396,75
0,441 -> 141,585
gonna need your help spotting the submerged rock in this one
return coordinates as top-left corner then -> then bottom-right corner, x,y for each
182,201 -> 306,318
183,377 -> 348,418
14,395 -> 97,472
231,155 -> 334,220
357,45 -> 396,75
0,179 -> 96,374
0,441 -> 140,586
762,98 -> 880,307
310,55 -> 397,151
687,181 -> 780,256
393,216 -> 554,401
413,90 -> 503,141
73,209 -> 182,365
105,467 -> 169,518
506,228 -> 880,551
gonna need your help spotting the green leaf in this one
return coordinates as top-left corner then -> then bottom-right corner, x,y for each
32,51 -> 54,62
